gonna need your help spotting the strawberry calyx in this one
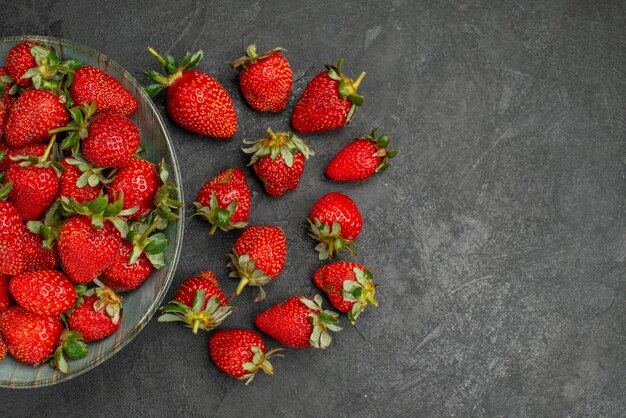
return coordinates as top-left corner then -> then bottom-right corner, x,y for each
9,134 -> 64,173
127,213 -> 168,269
27,199 -> 64,250
19,43 -> 81,96
193,192 -> 247,235
61,194 -> 137,237
300,295 -> 342,349
0,180 -> 11,200
341,267 -> 379,325
240,346 -> 284,385
48,102 -> 97,154
153,159 -> 183,228
326,58 -> 365,124
50,329 -> 88,374
307,218 -> 356,260
144,48 -> 203,96
360,128 -> 397,172
242,128 -> 315,168
158,289 -> 234,334
0,73 -> 14,98
64,155 -> 113,188
86,279 -> 123,325
227,250 -> 274,302
229,44 -> 287,70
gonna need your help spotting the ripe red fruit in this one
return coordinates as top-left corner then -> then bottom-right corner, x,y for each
68,288 -> 122,342
81,113 -> 140,168
59,158 -> 102,204
9,270 -> 76,316
230,45 -> 292,112
57,215 -> 121,284
313,262 -> 378,324
255,295 -> 341,349
0,67 -> 15,140
145,49 -> 237,138
0,141 -> 47,172
4,89 -> 68,147
326,130 -> 396,181
158,270 -> 232,334
5,41 -> 39,88
209,329 -> 283,384
0,305 -> 63,365
0,275 -> 10,313
0,192 -> 26,275
106,157 -> 159,221
228,225 -> 287,301
69,66 -> 138,116
242,128 -> 314,197
5,160 -> 59,221
100,239 -> 153,292
22,229 -> 60,272
308,192 -> 362,260
291,59 -> 365,133
0,334 -> 6,362
193,168 -> 250,234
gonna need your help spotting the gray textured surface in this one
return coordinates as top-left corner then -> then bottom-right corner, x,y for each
0,0 -> 625,416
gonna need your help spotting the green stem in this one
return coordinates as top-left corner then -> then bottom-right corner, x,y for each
235,277 -> 250,296
48,126 -> 79,134
137,218 -> 162,245
41,135 -> 57,162
147,47 -> 167,65
352,72 -> 366,90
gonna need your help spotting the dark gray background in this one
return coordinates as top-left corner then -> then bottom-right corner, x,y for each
1,0 -> 625,416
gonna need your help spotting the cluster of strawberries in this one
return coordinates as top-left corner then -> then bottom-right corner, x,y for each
147,45 -> 395,383
0,40 -> 181,372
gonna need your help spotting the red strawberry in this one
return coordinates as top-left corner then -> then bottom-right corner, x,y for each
242,128 -> 314,197
193,168 -> 250,234
81,112 -> 140,168
291,59 -> 365,133
59,157 -> 103,204
228,225 -> 287,301
209,329 -> 283,384
0,306 -> 63,365
22,229 -> 60,272
69,66 -> 138,116
0,184 -> 25,275
255,295 -> 341,349
9,270 -> 76,316
0,275 -> 10,312
100,239 -> 153,292
0,67 -> 15,140
308,192 -> 362,260
5,41 -> 40,88
4,89 -> 68,146
313,262 -> 378,324
326,130 -> 396,181
158,270 -> 232,334
145,49 -> 237,138
68,286 -> 122,342
0,141 -> 46,172
0,334 -> 6,362
57,215 -> 121,284
230,44 -> 292,112
106,157 -> 159,221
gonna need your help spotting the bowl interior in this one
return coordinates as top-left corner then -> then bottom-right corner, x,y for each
0,36 -> 184,388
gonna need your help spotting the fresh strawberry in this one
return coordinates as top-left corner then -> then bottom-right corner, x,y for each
81,112 -> 141,168
9,270 -> 76,316
0,275 -> 10,312
22,229 -> 60,272
0,141 -> 46,172
291,59 -> 365,133
228,225 -> 287,301
308,192 -> 362,260
230,44 -> 292,112
59,157 -> 103,204
158,270 -> 232,334
0,334 -> 6,362
5,41 -> 40,88
4,89 -> 69,147
69,66 -> 138,116
106,157 -> 159,221
255,295 -> 341,349
326,130 -> 396,181
313,262 -> 378,324
0,305 -> 63,365
0,67 -> 15,140
100,239 -> 153,292
242,128 -> 314,197
68,285 -> 122,342
145,49 -> 237,138
0,183 -> 25,275
209,329 -> 283,384
193,168 -> 250,234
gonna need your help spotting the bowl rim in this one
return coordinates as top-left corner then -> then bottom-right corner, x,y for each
0,35 -> 185,389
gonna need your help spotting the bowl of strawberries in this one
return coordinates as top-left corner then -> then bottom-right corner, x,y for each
0,35 -> 183,388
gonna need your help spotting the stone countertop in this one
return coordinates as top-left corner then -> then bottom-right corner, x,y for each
0,0 -> 624,416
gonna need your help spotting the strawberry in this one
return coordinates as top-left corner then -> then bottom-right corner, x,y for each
106,157 -> 159,221
81,112 -> 141,168
0,334 -> 6,362
313,262 -> 378,324
193,168 -> 250,234
209,329 -> 283,384
230,44 -> 292,112
308,192 -> 362,260
68,284 -> 122,342
0,275 -> 10,312
0,305 -> 63,365
228,225 -> 287,301
326,130 -> 396,181
9,270 -> 76,316
100,239 -> 153,292
291,59 -> 365,133
242,128 -> 314,197
145,49 -> 237,138
0,67 -> 15,140
59,157 -> 104,204
255,295 -> 341,349
4,89 -> 69,147
22,229 -> 60,272
158,270 -> 233,334
69,66 -> 138,116
6,41 -> 40,88
0,141 -> 46,172
0,183 -> 25,275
